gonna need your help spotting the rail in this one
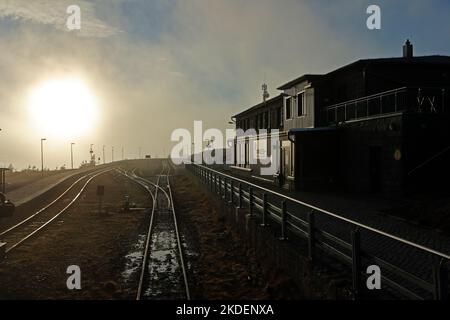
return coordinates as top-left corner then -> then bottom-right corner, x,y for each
132,162 -> 190,300
2,169 -> 111,254
187,163 -> 449,300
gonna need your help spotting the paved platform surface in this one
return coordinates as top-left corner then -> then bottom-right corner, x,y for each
5,169 -> 90,206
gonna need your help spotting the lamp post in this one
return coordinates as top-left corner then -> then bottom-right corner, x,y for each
112,146 -> 114,163
103,145 -> 106,164
41,138 -> 47,172
70,143 -> 75,170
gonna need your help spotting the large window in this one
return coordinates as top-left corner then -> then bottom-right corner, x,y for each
285,97 -> 292,119
297,92 -> 305,117
277,107 -> 282,127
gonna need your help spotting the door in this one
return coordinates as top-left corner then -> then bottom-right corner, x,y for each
282,142 -> 292,178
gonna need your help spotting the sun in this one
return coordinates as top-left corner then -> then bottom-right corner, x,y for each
28,78 -> 99,139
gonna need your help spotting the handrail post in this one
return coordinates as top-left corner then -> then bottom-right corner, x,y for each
209,172 -> 212,190
229,180 -> 234,205
307,210 -> 315,261
217,175 -> 220,195
351,228 -> 362,300
261,193 -> 268,227
395,90 -> 398,112
380,95 -> 383,114
433,258 -> 449,300
238,183 -> 243,208
210,172 -> 213,190
249,187 -> 254,216
280,200 -> 288,241
223,178 -> 227,199
215,175 -> 218,194
344,103 -> 347,121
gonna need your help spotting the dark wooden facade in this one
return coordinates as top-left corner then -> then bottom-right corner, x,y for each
232,43 -> 450,194
234,94 -> 284,132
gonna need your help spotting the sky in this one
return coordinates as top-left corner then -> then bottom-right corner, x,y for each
0,0 -> 450,169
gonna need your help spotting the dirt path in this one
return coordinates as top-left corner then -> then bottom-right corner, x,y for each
0,170 -> 150,299
173,173 -> 298,300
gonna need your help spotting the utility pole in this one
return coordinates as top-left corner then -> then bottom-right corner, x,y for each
71,143 -> 75,170
41,138 -> 47,172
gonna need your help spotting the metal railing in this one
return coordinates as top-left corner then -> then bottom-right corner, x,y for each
187,163 -> 450,300
326,87 -> 449,124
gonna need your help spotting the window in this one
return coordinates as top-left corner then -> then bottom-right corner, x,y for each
297,92 -> 305,117
277,107 -> 282,127
285,97 -> 292,119
256,138 -> 267,160
245,140 -> 249,167
239,141 -> 245,166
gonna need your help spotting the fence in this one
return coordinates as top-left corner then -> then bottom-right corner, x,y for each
326,87 -> 449,124
187,163 -> 450,300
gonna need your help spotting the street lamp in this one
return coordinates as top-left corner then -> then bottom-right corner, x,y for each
70,143 -> 75,170
41,138 -> 47,172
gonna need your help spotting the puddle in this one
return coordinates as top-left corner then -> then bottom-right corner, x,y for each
121,234 -> 146,283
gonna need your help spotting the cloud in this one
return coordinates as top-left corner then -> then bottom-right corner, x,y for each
1,0 -> 450,169
0,0 -> 121,37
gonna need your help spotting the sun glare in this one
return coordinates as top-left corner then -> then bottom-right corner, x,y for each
28,78 -> 99,139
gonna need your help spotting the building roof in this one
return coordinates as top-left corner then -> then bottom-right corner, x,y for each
235,54 -> 450,119
233,94 -> 283,118
326,55 -> 450,76
277,55 -> 450,91
277,74 -> 323,91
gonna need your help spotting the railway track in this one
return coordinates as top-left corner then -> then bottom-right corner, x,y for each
0,168 -> 111,255
120,161 -> 190,300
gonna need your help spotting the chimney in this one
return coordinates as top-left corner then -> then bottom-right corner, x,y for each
403,39 -> 413,58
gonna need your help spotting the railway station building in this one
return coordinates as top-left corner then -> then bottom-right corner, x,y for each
231,41 -> 450,195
